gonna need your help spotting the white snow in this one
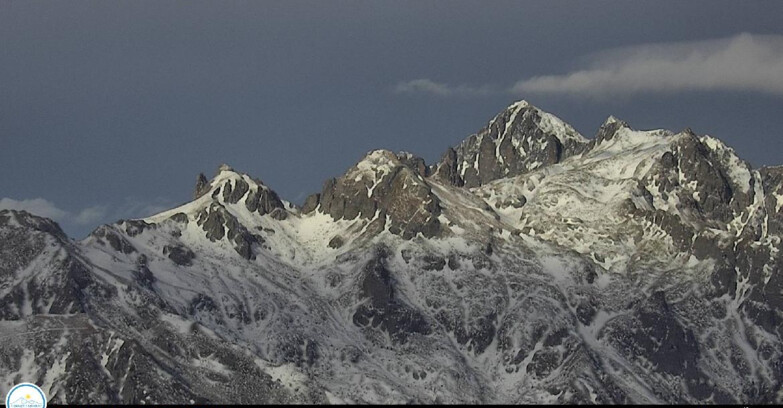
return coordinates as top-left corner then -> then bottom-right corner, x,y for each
603,115 -> 622,126
255,359 -> 309,391
495,102 -> 525,164
774,192 -> 783,213
700,135 -> 752,193
536,109 -> 588,144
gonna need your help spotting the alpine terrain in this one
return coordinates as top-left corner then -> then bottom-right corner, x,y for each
2,100 -> 783,404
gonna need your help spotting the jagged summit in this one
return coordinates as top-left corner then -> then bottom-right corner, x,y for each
192,164 -> 277,198
501,99 -> 588,144
602,115 -> 626,127
435,100 -> 589,188
507,99 -> 533,111
354,149 -> 401,172
303,148 -> 442,240
134,164 -> 288,260
351,149 -> 430,179
0,208 -> 69,241
194,172 -> 210,199
180,102 -> 751,223
124,101 -> 758,250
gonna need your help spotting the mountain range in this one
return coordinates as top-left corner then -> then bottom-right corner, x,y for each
1,100 -> 782,404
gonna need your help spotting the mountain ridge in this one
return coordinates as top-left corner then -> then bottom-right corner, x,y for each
1,100 -> 782,404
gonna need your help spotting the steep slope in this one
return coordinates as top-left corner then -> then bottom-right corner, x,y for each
0,209 -> 319,404
1,100 -> 783,404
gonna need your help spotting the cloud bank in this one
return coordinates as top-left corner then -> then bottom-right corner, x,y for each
0,196 -> 178,238
396,33 -> 783,98
514,33 -> 783,97
394,79 -> 495,97
0,197 -> 106,226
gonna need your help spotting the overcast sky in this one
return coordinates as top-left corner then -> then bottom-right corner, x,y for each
2,0 -> 782,238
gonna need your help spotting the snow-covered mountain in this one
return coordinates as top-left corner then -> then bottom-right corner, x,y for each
2,101 -> 782,404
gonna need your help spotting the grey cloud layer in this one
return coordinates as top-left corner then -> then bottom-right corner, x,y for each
515,33 -> 783,96
397,33 -> 783,98
394,79 -> 496,97
0,196 -> 174,232
0,198 -> 106,226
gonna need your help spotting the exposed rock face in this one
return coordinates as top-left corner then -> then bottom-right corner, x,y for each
436,100 -> 589,188
327,235 -> 344,249
396,151 -> 430,177
301,193 -> 320,214
761,166 -> 783,235
434,147 -> 464,187
163,244 -> 196,266
593,116 -> 629,145
194,173 -> 211,199
269,207 -> 288,220
244,184 -> 285,216
0,208 -> 67,240
671,133 -> 753,223
91,225 -> 137,254
223,177 -> 250,204
352,248 -> 431,344
196,203 -> 264,260
0,210 -> 100,319
315,150 -> 442,239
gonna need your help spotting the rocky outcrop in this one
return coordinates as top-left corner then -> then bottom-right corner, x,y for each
352,248 -> 431,344
434,147 -> 464,187
312,150 -> 442,239
436,100 -> 588,188
0,209 -> 68,241
223,178 -> 250,204
0,210 -> 102,319
196,203 -> 264,260
761,166 -> 783,235
244,185 -> 285,216
163,244 -> 196,266
301,193 -> 320,214
91,225 -> 137,254
194,173 -> 211,199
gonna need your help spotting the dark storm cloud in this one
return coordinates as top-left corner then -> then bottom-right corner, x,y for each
1,0 -> 782,237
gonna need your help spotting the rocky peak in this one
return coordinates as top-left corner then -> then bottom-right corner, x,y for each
139,165 -> 288,259
509,99 -> 531,109
194,164 -> 286,216
435,100 -> 589,188
0,209 -> 94,319
760,166 -> 783,235
305,149 -> 442,239
627,127 -> 757,230
0,209 -> 68,241
349,149 -> 431,180
395,151 -> 430,178
670,132 -> 755,223
194,173 -> 210,199
602,115 -> 623,126
218,163 -> 234,173
593,115 -> 631,145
